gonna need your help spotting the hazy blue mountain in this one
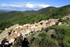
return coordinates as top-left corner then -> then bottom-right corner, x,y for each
0,9 -> 10,12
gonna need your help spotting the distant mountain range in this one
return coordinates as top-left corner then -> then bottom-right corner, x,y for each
0,5 -> 70,30
0,9 -> 10,12
0,6 -> 56,12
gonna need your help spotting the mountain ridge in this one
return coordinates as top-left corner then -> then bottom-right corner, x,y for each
0,5 -> 70,30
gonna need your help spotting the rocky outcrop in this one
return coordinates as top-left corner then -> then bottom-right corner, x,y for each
4,15 -> 70,47
0,18 -> 59,46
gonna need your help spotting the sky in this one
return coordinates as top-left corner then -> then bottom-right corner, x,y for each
0,0 -> 70,11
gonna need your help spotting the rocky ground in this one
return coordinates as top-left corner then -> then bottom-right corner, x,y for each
0,15 -> 70,47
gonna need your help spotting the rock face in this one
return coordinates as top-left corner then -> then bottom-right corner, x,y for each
0,18 -> 59,47
62,15 -> 70,20
0,30 -> 2,34
58,22 -> 62,26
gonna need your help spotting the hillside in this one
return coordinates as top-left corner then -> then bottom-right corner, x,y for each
0,5 -> 70,30
36,6 -> 56,14
0,15 -> 70,47
0,5 -> 70,47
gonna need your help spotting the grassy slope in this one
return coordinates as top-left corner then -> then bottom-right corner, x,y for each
0,5 -> 70,30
